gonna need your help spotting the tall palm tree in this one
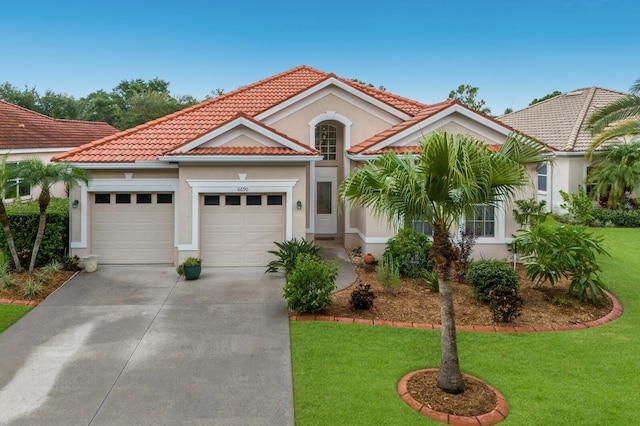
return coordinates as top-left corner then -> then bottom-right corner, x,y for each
19,159 -> 89,272
0,156 -> 23,271
587,78 -> 640,157
587,142 -> 640,210
340,131 -> 552,394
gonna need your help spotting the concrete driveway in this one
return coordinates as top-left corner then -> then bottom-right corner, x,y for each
0,266 -> 293,426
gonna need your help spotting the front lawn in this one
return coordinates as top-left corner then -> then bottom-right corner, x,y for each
0,304 -> 33,333
290,228 -> 640,425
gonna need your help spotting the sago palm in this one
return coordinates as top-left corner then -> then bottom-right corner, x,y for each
340,131 -> 552,394
587,78 -> 640,156
19,159 -> 89,271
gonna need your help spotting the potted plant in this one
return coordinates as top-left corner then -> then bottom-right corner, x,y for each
177,257 -> 202,280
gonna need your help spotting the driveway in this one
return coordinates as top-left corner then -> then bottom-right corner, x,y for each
0,266 -> 293,425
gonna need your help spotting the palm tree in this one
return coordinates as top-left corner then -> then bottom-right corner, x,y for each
587,142 -> 640,210
0,156 -> 23,271
340,131 -> 552,394
587,78 -> 640,157
19,159 -> 89,272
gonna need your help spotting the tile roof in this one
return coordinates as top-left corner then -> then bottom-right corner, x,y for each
54,66 -> 429,163
0,100 -> 118,151
499,87 -> 627,152
167,147 -> 318,156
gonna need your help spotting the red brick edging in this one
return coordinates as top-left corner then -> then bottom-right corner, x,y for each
398,369 -> 508,425
0,271 -> 80,307
290,290 -> 623,332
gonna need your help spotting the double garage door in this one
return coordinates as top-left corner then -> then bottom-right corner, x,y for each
200,194 -> 284,267
91,192 -> 284,266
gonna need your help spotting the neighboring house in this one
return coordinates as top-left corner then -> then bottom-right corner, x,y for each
54,65 -> 536,266
500,87 -> 629,212
0,100 -> 118,200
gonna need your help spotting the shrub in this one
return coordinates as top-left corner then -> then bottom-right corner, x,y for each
454,227 -> 476,282
383,228 -> 433,278
512,198 -> 549,228
467,260 -> 519,303
282,254 -> 337,313
419,270 -> 439,292
488,285 -> 524,323
62,255 -> 81,272
590,208 -> 640,227
377,258 -> 400,294
350,281 -> 376,310
560,186 -> 594,225
22,276 -> 41,298
265,238 -> 321,275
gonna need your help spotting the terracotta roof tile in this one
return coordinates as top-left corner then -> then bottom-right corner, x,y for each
499,87 -> 627,152
337,78 -> 428,116
0,100 -> 118,150
360,142 -> 504,156
168,147 -> 318,156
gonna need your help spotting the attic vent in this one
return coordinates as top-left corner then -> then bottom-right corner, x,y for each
566,91 -> 583,96
17,123 -> 25,128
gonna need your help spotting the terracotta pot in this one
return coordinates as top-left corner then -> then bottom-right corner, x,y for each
363,253 -> 376,264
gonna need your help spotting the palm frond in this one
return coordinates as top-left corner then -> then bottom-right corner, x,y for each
630,77 -> 640,95
587,119 -> 640,155
587,95 -> 640,135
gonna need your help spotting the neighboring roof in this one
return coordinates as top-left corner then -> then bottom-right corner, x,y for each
499,87 -> 627,152
0,100 -> 118,151
54,66 -> 429,163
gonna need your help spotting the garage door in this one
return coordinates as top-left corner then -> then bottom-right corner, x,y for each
201,194 -> 284,267
92,192 -> 175,264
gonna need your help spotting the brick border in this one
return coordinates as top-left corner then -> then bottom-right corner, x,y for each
0,271 -> 80,307
290,290 -> 623,332
398,369 -> 508,425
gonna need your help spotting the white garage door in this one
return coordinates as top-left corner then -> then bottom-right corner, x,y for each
201,194 -> 285,267
92,192 -> 175,264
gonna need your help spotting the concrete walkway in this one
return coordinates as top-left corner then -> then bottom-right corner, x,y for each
318,244 -> 358,291
0,266 -> 293,426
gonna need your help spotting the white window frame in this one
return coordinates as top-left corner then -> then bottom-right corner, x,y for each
537,162 -> 548,194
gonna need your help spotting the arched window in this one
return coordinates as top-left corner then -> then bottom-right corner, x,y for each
315,124 -> 337,160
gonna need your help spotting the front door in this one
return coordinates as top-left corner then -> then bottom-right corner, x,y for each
315,167 -> 337,234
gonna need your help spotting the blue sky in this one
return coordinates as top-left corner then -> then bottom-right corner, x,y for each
1,0 -> 638,115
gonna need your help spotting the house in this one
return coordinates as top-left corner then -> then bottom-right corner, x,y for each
53,66 -> 536,266
0,100 -> 118,199
499,87 -> 629,212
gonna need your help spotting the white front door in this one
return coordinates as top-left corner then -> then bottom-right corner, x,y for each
315,167 -> 337,234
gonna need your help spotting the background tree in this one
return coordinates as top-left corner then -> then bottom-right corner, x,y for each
0,157 -> 23,271
18,159 -> 89,272
503,107 -> 513,115
447,84 -> 491,115
340,131 -> 551,394
350,78 -> 386,91
529,90 -> 562,106
587,142 -> 640,210
0,83 -> 40,111
587,77 -> 640,156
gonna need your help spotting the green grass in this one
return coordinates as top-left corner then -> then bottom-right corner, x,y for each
291,227 -> 640,425
0,304 -> 32,333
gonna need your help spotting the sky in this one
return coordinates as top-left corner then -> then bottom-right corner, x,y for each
1,0 -> 638,115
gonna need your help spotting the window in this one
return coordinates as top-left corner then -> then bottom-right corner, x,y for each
465,205 -> 495,237
411,219 -> 433,236
315,123 -> 337,160
267,195 -> 283,206
316,182 -> 332,214
4,162 -> 31,199
537,163 -> 548,192
204,195 -> 220,205
157,193 -> 173,204
225,195 -> 241,206
95,193 -> 111,204
136,193 -> 152,204
116,193 -> 131,204
247,195 -> 262,205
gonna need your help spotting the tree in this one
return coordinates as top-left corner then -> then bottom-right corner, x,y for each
587,142 -> 640,209
350,78 -> 386,91
0,157 -> 23,271
447,84 -> 491,115
39,90 -> 80,119
340,131 -> 551,394
529,90 -> 562,106
587,77 -> 640,156
18,159 -> 89,272
503,107 -> 513,115
0,82 -> 39,111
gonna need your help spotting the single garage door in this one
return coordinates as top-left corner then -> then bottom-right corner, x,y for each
201,194 -> 284,267
92,192 -> 175,264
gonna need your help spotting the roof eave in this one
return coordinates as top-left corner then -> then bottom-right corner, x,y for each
158,155 -> 324,163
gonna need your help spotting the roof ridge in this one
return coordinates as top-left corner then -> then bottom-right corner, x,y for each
564,87 -> 596,151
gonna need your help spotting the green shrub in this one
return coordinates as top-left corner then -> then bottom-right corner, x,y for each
512,198 -> 549,227
350,281 -> 376,310
383,228 -> 433,278
560,186 -> 594,225
488,285 -> 524,323
265,238 -> 322,275
467,260 -> 519,303
62,255 -> 80,272
282,254 -> 337,313
419,270 -> 439,292
590,208 -> 640,227
377,258 -> 400,294
0,198 -> 69,269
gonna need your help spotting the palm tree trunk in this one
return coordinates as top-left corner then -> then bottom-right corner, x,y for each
432,227 -> 465,394
0,202 -> 22,271
29,191 -> 50,272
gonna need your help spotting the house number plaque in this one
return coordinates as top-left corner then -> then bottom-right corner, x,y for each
237,186 -> 249,192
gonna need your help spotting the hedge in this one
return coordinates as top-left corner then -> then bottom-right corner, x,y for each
0,198 -> 69,268
590,208 -> 640,227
